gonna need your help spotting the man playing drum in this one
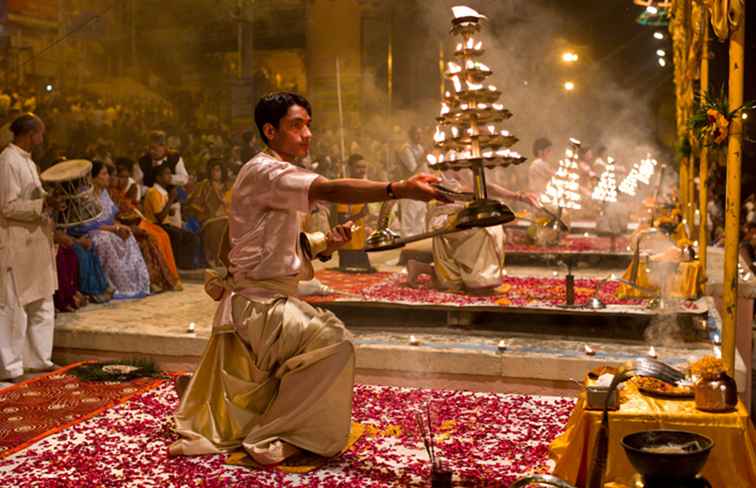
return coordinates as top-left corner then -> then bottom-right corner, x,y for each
170,92 -> 446,465
0,113 -> 59,385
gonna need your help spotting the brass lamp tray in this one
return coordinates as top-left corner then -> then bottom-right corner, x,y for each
454,47 -> 485,57
434,133 -> 519,150
445,89 -> 502,105
429,155 -> 527,172
438,108 -> 512,124
450,17 -> 482,36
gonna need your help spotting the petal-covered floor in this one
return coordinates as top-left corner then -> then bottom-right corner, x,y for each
0,378 -> 575,487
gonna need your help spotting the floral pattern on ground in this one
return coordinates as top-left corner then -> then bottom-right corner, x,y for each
0,381 -> 575,487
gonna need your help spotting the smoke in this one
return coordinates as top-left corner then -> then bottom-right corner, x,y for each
644,314 -> 686,348
405,1 -> 666,190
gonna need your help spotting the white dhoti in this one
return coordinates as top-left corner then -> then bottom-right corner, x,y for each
0,269 -> 55,380
399,199 -> 427,238
169,290 -> 355,465
428,203 -> 505,291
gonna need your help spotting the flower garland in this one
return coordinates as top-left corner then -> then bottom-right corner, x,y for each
689,88 -> 753,149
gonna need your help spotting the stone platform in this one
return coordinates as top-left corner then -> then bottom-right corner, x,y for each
51,281 -> 743,399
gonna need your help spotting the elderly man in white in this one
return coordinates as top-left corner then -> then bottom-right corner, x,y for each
0,113 -> 58,385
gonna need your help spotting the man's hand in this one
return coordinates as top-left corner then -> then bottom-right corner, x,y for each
324,221 -> 353,255
44,194 -> 66,213
519,192 -> 541,208
110,224 -> 131,240
78,236 -> 93,250
57,233 -> 75,248
395,174 -> 451,202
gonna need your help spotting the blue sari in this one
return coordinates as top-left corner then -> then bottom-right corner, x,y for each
69,190 -> 150,299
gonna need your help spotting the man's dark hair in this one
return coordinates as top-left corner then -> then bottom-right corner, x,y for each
205,157 -> 227,182
347,153 -> 364,167
114,157 -> 135,174
254,92 -> 312,145
90,159 -> 106,178
10,113 -> 41,137
156,163 -> 173,179
532,137 -> 552,157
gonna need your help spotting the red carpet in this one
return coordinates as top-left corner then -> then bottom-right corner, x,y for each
0,376 -> 575,487
0,362 -> 165,460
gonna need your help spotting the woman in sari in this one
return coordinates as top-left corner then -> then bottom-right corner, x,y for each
68,161 -> 150,299
112,158 -> 181,292
186,158 -> 231,266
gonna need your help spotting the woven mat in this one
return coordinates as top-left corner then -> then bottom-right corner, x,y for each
0,362 -> 165,460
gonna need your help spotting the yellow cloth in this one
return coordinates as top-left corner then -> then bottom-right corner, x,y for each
550,382 -> 756,488
169,292 -> 355,466
703,0 -> 745,41
668,260 -> 702,299
142,186 -> 169,225
226,422 -> 365,473
618,257 -> 701,299
618,256 -> 658,299
335,203 -> 366,250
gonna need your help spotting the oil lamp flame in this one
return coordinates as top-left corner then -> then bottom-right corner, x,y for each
647,346 -> 657,358
427,154 -> 437,165
447,61 -> 462,74
440,103 -> 450,116
466,37 -> 474,49
584,344 -> 595,356
451,75 -> 462,93
434,128 -> 446,143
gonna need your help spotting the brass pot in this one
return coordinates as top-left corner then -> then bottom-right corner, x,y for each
694,372 -> 737,412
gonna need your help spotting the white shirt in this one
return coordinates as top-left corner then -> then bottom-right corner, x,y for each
153,183 -> 182,228
0,144 -> 57,306
528,157 -> 553,194
400,143 -> 426,175
228,151 -> 319,297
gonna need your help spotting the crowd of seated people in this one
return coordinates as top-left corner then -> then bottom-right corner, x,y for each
50,133 -> 224,314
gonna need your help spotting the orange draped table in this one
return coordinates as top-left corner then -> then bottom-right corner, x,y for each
549,382 -> 756,488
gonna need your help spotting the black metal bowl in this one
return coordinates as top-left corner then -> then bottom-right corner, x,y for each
621,430 -> 713,480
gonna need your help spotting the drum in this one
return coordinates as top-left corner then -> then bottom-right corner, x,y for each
40,159 -> 103,228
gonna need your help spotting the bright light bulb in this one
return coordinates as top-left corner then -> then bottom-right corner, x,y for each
658,57 -> 666,67
561,51 -> 578,63
656,49 -> 666,57
653,31 -> 664,40
742,112 -> 749,120
563,81 -> 575,91
646,6 -> 658,14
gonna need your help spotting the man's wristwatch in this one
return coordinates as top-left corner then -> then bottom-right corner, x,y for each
386,181 -> 398,199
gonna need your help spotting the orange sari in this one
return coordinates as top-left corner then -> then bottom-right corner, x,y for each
109,184 -> 182,291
